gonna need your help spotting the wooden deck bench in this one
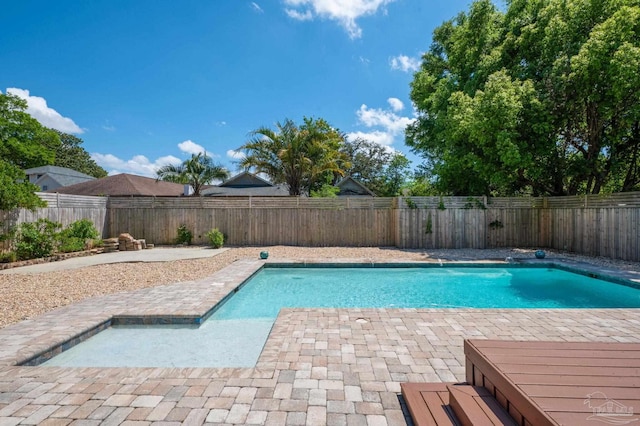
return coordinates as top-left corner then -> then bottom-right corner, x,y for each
402,340 -> 640,426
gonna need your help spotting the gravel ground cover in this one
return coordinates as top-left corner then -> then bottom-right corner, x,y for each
1,246 -> 638,329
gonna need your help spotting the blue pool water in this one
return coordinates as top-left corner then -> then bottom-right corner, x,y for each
214,267 -> 640,319
42,266 -> 640,367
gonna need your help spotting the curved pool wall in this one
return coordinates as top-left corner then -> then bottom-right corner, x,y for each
35,262 -> 640,368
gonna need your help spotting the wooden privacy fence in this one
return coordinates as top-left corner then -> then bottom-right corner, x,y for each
106,197 -> 397,247
2,192 -> 639,261
0,193 -> 108,250
395,193 -> 639,261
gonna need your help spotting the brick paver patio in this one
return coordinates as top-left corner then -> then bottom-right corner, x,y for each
1,259 -> 639,425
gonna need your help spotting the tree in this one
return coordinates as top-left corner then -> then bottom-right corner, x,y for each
238,117 -> 348,196
156,152 -> 229,196
0,93 -> 60,170
379,153 -> 411,197
53,131 -> 107,178
340,138 -> 412,196
0,92 -> 60,210
0,160 -> 46,211
407,0 -> 640,195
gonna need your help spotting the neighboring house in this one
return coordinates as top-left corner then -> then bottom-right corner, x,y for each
46,173 -> 188,196
335,176 -> 375,197
202,171 -> 290,197
24,165 -> 95,192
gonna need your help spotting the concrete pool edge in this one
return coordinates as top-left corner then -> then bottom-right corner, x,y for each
7,257 -> 640,368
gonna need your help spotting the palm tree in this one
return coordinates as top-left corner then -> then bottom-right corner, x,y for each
238,118 -> 348,195
156,152 -> 229,196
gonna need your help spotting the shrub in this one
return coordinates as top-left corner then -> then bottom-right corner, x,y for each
0,251 -> 17,263
58,219 -> 101,253
58,237 -> 85,253
175,224 -> 193,245
64,219 -> 100,240
206,228 -> 224,248
13,219 -> 61,260
310,184 -> 339,198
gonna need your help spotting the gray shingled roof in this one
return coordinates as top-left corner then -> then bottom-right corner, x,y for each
25,165 -> 94,179
335,176 -> 375,196
202,171 -> 290,196
47,173 -> 187,196
202,184 -> 290,197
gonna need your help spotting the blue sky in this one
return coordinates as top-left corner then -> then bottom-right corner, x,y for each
1,0 -> 471,177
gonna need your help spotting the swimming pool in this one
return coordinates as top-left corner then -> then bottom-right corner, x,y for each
216,266 -> 640,318
41,265 -> 640,367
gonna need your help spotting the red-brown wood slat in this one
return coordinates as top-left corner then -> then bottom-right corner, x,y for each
468,340 -> 640,351
508,373 -> 640,388
484,354 -> 640,367
534,396 -> 639,413
497,363 -> 637,377
521,384 -> 640,399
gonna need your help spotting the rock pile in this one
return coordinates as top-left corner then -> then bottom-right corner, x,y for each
118,233 -> 147,251
102,238 -> 119,253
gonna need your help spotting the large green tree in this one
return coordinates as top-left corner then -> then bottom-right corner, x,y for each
0,93 -> 60,210
238,117 -> 348,195
0,93 -> 60,169
53,131 -> 108,178
407,0 -> 640,195
156,152 -> 229,196
340,138 -> 412,196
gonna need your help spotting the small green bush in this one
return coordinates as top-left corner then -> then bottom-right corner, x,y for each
206,228 -> 224,248
175,224 -> 193,245
58,237 -> 85,253
310,184 -> 339,198
64,219 -> 100,240
13,219 -> 61,260
58,219 -> 101,253
0,251 -> 17,263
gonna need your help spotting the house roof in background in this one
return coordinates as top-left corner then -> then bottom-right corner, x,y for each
336,176 -> 376,197
202,184 -> 290,197
46,173 -> 186,196
219,171 -> 273,188
202,171 -> 290,196
24,165 -> 94,179
25,165 -> 95,189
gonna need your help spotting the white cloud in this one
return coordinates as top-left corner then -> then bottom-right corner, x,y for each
227,149 -> 246,160
6,88 -> 84,134
389,54 -> 420,72
285,8 -> 313,20
178,140 -> 206,155
283,0 -> 396,39
251,2 -> 264,12
91,153 -> 182,177
346,102 -> 415,146
356,104 -> 415,134
346,130 -> 394,146
387,97 -> 404,112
